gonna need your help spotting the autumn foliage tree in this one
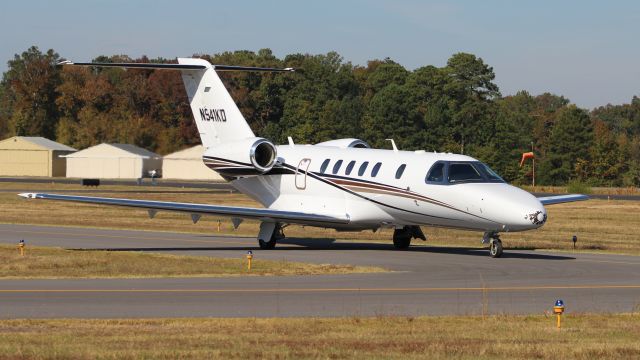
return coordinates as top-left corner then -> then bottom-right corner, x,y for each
0,46 -> 639,186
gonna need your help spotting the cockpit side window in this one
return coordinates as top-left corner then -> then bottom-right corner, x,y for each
448,163 -> 483,183
425,162 -> 445,183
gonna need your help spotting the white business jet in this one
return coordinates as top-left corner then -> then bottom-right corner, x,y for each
19,58 -> 588,257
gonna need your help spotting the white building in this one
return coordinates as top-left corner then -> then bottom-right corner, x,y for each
0,136 -> 76,177
65,143 -> 162,179
162,145 -> 222,181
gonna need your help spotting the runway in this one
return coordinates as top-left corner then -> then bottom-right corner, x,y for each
1,223 -> 639,318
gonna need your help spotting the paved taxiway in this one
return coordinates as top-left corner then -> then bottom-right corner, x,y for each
1,223 -> 639,318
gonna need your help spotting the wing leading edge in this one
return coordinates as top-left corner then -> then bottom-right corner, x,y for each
537,194 -> 589,205
17,193 -> 349,226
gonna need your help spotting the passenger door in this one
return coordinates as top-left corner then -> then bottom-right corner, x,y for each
295,158 -> 311,190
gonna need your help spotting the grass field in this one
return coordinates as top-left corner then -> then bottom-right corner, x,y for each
1,182 -> 639,255
0,244 -> 384,279
0,314 -> 638,359
521,184 -> 640,196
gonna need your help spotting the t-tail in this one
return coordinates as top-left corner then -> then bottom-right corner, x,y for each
58,59 -> 294,148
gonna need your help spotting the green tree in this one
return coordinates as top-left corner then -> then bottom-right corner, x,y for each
443,53 -> 500,154
363,59 -> 408,99
539,105 -> 593,185
362,83 -> 419,149
485,91 -> 537,183
576,120 -> 625,186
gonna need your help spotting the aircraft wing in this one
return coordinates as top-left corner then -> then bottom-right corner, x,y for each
537,194 -> 589,205
17,193 -> 349,226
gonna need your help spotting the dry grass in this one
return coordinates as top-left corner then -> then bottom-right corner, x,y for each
521,185 -> 640,196
1,182 -> 639,254
0,314 -> 639,359
0,244 -> 384,279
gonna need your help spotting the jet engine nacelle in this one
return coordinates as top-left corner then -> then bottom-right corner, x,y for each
315,138 -> 370,149
204,137 -> 277,177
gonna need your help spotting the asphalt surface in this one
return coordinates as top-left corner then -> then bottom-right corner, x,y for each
1,223 -> 639,318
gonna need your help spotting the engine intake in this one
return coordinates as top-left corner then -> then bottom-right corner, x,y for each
203,137 -> 278,177
250,139 -> 277,173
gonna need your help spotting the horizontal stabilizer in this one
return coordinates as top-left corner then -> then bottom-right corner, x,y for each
57,61 -> 294,72
537,194 -> 589,205
18,193 -> 349,226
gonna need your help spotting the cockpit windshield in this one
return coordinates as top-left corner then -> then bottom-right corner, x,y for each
474,162 -> 504,182
425,161 -> 504,185
448,163 -> 483,183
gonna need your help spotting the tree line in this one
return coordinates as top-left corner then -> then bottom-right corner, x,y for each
1,46 -> 639,186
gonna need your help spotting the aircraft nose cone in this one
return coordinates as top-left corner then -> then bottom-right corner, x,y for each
526,208 -> 547,227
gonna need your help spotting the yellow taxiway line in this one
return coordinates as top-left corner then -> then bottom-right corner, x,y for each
1,284 -> 639,293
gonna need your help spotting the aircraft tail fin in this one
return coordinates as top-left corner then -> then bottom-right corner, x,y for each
58,59 -> 294,148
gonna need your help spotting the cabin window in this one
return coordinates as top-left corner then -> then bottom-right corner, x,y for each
426,162 -> 445,183
332,160 -> 343,174
371,162 -> 382,177
448,163 -> 483,183
395,164 -> 406,179
345,160 -> 356,175
320,159 -> 330,173
358,161 -> 369,176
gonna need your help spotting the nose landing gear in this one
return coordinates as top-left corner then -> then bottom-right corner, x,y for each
483,232 -> 503,258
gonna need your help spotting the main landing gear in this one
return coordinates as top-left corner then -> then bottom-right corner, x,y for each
392,225 -> 426,249
257,222 -> 285,250
483,232 -> 503,258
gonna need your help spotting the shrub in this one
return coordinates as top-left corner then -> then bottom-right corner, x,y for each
567,180 -> 592,194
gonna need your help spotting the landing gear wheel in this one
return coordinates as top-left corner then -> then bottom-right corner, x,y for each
393,227 -> 412,249
393,237 -> 411,249
257,222 -> 284,250
258,238 -> 276,250
489,239 -> 503,258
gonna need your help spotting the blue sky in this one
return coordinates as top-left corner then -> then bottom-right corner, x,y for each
1,0 -> 638,108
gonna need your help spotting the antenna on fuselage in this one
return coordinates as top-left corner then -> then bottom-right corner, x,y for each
386,139 -> 398,152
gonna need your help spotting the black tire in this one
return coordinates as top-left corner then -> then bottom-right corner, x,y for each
258,238 -> 276,250
393,228 -> 412,249
489,239 -> 503,258
393,237 -> 411,249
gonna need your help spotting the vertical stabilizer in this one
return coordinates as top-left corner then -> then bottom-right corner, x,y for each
177,58 -> 254,148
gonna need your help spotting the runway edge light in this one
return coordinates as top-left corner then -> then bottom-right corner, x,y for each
246,250 -> 253,271
553,299 -> 565,329
17,239 -> 25,256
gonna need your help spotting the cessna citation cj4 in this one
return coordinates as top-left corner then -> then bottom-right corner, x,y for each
19,58 -> 588,257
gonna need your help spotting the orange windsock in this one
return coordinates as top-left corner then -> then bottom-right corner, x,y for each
520,152 -> 535,167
